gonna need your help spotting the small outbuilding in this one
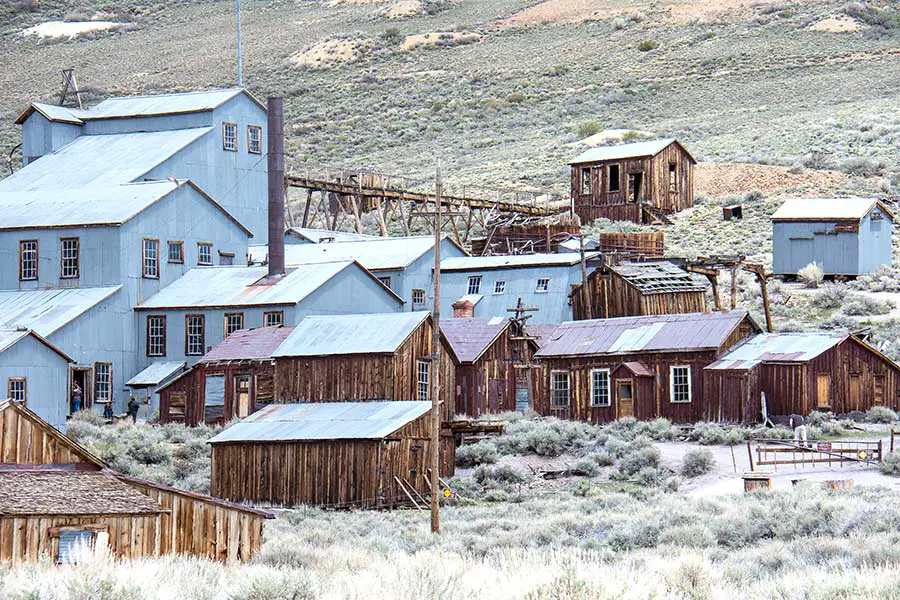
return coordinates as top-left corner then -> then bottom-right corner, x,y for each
208,401 -> 455,509
771,197 -> 894,276
0,328 -> 72,430
126,361 -> 185,421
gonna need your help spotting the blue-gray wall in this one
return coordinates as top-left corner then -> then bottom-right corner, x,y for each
379,238 -> 468,310
21,113 -> 82,165
0,336 -> 70,429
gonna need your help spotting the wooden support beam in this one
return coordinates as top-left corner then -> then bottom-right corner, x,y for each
374,197 -> 389,237
705,274 -> 721,310
348,194 -> 362,233
301,188 -> 313,228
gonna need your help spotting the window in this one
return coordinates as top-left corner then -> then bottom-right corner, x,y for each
412,288 -> 426,306
197,243 -> 213,266
142,239 -> 159,279
590,369 -> 610,407
417,360 -> 429,401
7,378 -> 26,403
247,125 -> 262,154
493,281 -> 506,295
219,251 -> 235,266
60,238 -> 79,279
378,276 -> 392,288
185,315 -> 205,355
536,278 -> 550,293
551,371 -> 570,407
608,164 -> 620,192
264,311 -> 284,327
223,122 -> 237,151
167,241 -> 184,264
668,162 -> 678,192
467,276 -> 482,295
94,363 -> 112,404
57,529 -> 97,564
19,240 -> 38,281
146,315 -> 166,357
580,168 -> 591,195
224,312 -> 244,337
670,366 -> 692,403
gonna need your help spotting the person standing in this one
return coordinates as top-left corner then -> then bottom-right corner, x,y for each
127,396 -> 140,423
789,413 -> 808,448
71,382 -> 82,414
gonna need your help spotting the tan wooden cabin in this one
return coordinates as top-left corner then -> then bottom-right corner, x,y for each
441,317 -> 540,417
0,400 -> 272,565
570,138 -> 695,225
570,261 -> 708,320
705,333 -> 900,422
209,401 -> 455,509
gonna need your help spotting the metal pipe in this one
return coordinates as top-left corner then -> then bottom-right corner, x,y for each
267,97 -> 285,276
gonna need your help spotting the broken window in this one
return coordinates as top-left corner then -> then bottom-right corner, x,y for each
536,278 -> 550,293
580,168 -> 591,195
147,315 -> 166,357
223,122 -> 238,151
378,276 -> 392,288
608,165 -> 620,193
247,125 -> 262,154
142,239 -> 159,279
60,238 -> 79,279
219,251 -> 235,266
19,240 -> 37,281
185,315 -> 205,355
668,162 -> 678,192
412,288 -> 426,306
628,172 -> 643,203
494,280 -> 506,294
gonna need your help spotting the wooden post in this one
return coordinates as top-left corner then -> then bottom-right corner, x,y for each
708,274 -> 721,310
756,269 -> 774,333
430,158 -> 442,535
301,188 -> 312,228
730,266 -> 738,310
374,197 -> 389,237
746,440 -> 754,471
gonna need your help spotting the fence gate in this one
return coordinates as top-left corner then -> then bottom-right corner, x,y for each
749,438 -> 883,470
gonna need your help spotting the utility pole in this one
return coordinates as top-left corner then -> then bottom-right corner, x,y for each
236,0 -> 243,86
430,159 -> 442,534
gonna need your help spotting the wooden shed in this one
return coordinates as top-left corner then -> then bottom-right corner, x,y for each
532,310 -> 759,423
208,401 -> 455,509
570,138 -> 695,225
0,400 -> 271,564
705,332 -> 900,422
441,317 -> 539,416
159,326 -> 293,426
570,261 -> 708,320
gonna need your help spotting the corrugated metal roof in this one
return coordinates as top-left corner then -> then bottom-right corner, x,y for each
23,102 -> 85,124
250,236 -> 440,271
126,361 -> 186,386
136,261 -> 358,310
273,312 -> 430,357
610,262 -> 708,294
528,323 -> 561,349
706,333 -> 846,370
441,317 -> 509,363
771,197 -> 890,221
207,401 -> 432,443
0,128 -> 212,191
441,253 -> 598,271
200,327 -> 294,363
534,310 -> 751,358
79,88 -> 247,119
570,138 -> 678,164
286,228 -> 380,243
621,361 -> 654,377
0,287 -> 121,337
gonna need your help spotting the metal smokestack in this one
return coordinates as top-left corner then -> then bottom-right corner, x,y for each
267,97 -> 285,277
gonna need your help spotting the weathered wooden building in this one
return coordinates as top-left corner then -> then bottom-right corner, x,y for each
208,401 -> 454,509
532,310 -> 760,423
771,197 -> 894,276
705,333 -> 900,421
159,326 -> 293,425
570,139 -> 695,225
441,317 -> 539,416
570,262 -> 708,320
597,232 -> 665,258
0,400 -> 271,564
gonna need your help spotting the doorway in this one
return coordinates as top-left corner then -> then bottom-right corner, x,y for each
616,380 -> 634,419
232,375 -> 252,420
628,172 -> 643,203
816,373 -> 831,409
70,368 -> 92,414
488,378 -> 504,413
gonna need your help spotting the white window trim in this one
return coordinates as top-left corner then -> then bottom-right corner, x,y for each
493,281 -> 506,295
416,359 -> 429,402
550,370 -> 570,407
467,276 -> 482,295
536,278 -> 550,293
669,365 -> 692,404
589,368 -> 611,407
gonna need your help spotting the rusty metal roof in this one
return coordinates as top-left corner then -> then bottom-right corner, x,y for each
705,333 -> 846,370
0,287 -> 121,337
441,317 -> 509,363
273,312 -> 430,357
771,197 -> 894,222
534,310 -> 752,358
570,138 -> 686,164
200,327 -> 294,363
207,401 -> 432,443
610,262 -> 708,294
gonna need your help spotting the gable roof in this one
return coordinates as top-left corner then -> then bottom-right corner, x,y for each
126,361 -> 186,387
77,88 -> 263,119
608,262 -> 708,294
286,227 -> 380,243
200,327 -> 295,364
0,328 -> 73,362
570,138 -> 694,165
14,102 -> 84,125
273,312 -> 430,358
535,310 -> 755,358
771,197 -> 894,222
0,470 -> 167,516
0,400 -> 107,467
0,127 -> 212,192
0,179 -> 250,235
441,252 -> 599,272
0,286 -> 121,337
441,317 -> 516,363
207,401 -> 432,444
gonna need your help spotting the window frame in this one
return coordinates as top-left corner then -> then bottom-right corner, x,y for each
467,275 -> 482,295
608,164 -> 620,193
197,242 -> 213,266
536,278 -> 551,293
55,528 -> 100,565
222,122 -> 238,152
146,315 -> 167,357
167,240 -> 184,264
18,239 -> 38,281
224,312 -> 245,337
93,362 -> 112,404
7,377 -> 26,403
378,276 -> 392,288
185,314 -> 206,356
60,237 -> 80,279
668,162 -> 678,192
411,288 -> 426,306
589,368 -> 611,407
550,370 -> 570,407
247,125 -> 262,154
493,280 -> 506,295
669,365 -> 692,404
142,238 -> 160,279
580,168 -> 591,195
218,251 -> 235,266
264,311 -> 284,327
416,359 -> 429,402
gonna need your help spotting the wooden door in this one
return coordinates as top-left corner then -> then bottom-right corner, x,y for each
488,378 -> 503,414
849,374 -> 860,411
233,375 -> 251,419
616,380 -> 634,419
816,373 -> 831,409
875,375 -> 885,406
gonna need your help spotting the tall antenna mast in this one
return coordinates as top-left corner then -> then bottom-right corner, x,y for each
236,0 -> 243,86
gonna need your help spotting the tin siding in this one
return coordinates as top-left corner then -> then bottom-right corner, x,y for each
858,211 -> 893,274
0,336 -> 70,429
773,221 -> 861,275
21,113 -> 83,165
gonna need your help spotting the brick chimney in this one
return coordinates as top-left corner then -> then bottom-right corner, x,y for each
452,300 -> 474,319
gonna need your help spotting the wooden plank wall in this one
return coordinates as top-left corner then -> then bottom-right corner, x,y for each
0,406 -> 95,465
572,271 -> 707,320
471,224 -> 580,255
651,143 -> 694,212
597,232 -> 665,257
454,328 -> 535,417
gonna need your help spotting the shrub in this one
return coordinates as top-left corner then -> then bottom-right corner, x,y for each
681,448 -> 714,478
635,466 -> 664,487
616,444 -> 660,477
810,284 -> 848,310
865,406 -> 898,423
637,39 -> 658,51
472,464 -> 528,486
840,157 -> 887,177
505,92 -> 526,104
456,440 -> 500,467
689,422 -> 749,445
842,295 -> 893,316
798,262 -> 824,288
583,450 -> 615,466
880,452 -> 900,476
574,457 -> 600,476
577,121 -> 601,138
